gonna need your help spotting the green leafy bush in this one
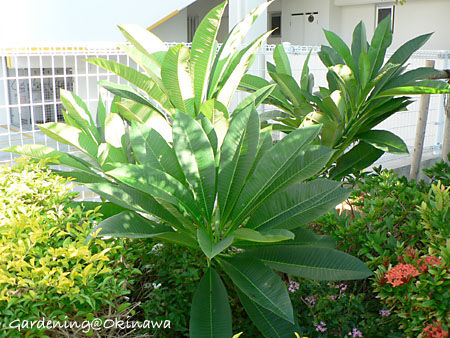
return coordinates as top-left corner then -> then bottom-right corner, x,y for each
129,241 -> 205,337
313,167 -> 426,269
423,153 -> 450,187
0,159 -> 139,337
312,170 -> 450,337
288,279 -> 402,337
374,183 -> 450,337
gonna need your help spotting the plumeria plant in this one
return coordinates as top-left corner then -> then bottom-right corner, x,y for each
2,3 -> 374,336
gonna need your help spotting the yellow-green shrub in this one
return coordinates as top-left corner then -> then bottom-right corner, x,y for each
0,158 -> 138,337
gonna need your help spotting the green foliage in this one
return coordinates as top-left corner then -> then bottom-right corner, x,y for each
289,279 -> 402,337
240,19 -> 450,179
0,159 -> 139,337
88,0 -> 274,122
1,2 -> 374,336
312,169 -> 450,337
423,153 -> 450,187
129,241 -> 205,337
4,103 -> 372,337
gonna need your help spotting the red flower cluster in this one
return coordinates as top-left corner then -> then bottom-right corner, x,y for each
423,321 -> 449,338
418,256 -> 443,273
385,263 -> 421,287
398,246 -> 417,263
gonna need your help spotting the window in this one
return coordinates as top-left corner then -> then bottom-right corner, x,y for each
270,12 -> 281,37
376,5 -> 395,31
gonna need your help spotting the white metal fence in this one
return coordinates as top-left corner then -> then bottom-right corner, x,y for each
1,43 -> 449,167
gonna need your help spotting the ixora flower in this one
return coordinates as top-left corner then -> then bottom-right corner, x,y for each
385,263 -> 421,287
422,321 -> 449,338
417,255 -> 443,273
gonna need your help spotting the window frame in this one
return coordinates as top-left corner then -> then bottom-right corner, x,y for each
376,5 -> 395,32
270,12 -> 282,37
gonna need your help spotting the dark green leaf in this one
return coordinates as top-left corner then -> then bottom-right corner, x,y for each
190,268 -> 232,338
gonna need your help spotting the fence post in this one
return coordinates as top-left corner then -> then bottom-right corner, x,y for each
410,59 -> 435,180
443,95 -> 450,164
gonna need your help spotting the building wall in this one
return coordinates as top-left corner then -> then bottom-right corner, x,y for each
264,0 -> 450,50
279,0 -> 332,46
335,0 -> 450,50
151,8 -> 188,43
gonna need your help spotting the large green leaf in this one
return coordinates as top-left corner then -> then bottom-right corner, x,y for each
273,45 -> 292,76
351,21 -> 368,78
190,268 -> 232,338
97,143 -> 128,169
238,228 -> 336,249
232,228 -> 294,243
318,46 -> 344,68
208,1 -> 272,98
55,170 -> 110,184
117,24 -> 167,59
218,104 -> 259,224
377,85 -> 450,96
117,44 -> 172,108
191,2 -> 226,110
106,164 -> 202,224
60,90 -> 100,144
329,142 -> 384,180
217,31 -> 273,108
2,144 -> 96,173
234,84 -> 276,112
103,112 -> 125,149
358,130 -> 408,154
86,182 -> 183,227
237,289 -> 300,338
98,81 -> 166,116
197,229 -> 234,260
65,201 -> 128,220
90,211 -> 174,239
154,232 -> 199,250
269,73 -> 305,107
161,44 -> 195,115
382,67 -> 441,90
249,245 -> 372,280
220,254 -> 294,323
130,123 -> 185,182
368,16 -> 392,80
86,57 -> 164,101
173,112 -> 216,221
262,145 -> 335,193
239,74 -> 291,111
246,179 -> 349,231
38,122 -> 99,160
386,33 -> 432,67
324,29 -> 356,73
116,101 -> 172,141
230,125 -> 321,228
198,99 -> 229,148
